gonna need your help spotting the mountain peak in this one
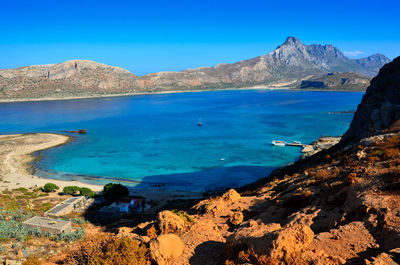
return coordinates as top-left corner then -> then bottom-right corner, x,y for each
282,36 -> 302,46
275,36 -> 305,51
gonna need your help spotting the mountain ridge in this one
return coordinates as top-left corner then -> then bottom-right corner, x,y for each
0,37 -> 392,100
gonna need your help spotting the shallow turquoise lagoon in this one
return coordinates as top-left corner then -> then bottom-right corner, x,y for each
0,90 -> 363,191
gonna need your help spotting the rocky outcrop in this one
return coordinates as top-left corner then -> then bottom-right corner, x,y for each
149,234 -> 184,265
299,72 -> 371,90
157,210 -> 185,234
0,37 -> 391,100
341,56 -> 400,143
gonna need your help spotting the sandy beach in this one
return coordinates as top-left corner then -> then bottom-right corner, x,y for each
0,133 -> 103,191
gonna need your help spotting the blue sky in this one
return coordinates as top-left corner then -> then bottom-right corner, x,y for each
0,0 -> 399,75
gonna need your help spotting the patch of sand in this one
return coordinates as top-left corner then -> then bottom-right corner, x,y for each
0,133 -> 103,191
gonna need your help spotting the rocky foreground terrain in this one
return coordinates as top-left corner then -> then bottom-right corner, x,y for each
0,37 -> 391,100
42,60 -> 400,265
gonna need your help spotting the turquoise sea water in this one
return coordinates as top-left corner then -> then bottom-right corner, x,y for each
0,90 -> 363,191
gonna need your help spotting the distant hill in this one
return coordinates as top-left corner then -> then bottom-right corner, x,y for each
0,60 -> 138,100
0,37 -> 391,100
298,72 -> 371,90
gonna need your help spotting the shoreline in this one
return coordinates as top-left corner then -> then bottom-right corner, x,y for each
0,86 -> 365,103
0,133 -> 103,192
0,133 -> 204,200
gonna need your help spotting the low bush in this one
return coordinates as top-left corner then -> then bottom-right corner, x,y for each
55,228 -> 84,243
102,183 -> 129,200
79,187 -> 96,198
42,183 -> 59,193
63,186 -> 80,195
23,256 -> 43,265
171,209 -> 194,223
62,186 -> 96,197
60,235 -> 149,265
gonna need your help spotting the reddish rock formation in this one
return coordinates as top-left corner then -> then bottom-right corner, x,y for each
67,129 -> 87,134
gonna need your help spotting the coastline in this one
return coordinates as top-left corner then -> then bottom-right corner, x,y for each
0,133 -> 103,192
0,85 -> 288,103
0,84 -> 367,104
0,133 -> 205,200
0,85 -> 366,104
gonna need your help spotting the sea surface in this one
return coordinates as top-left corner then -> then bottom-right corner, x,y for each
0,90 -> 363,191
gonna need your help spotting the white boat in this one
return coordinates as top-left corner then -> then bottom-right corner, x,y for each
286,141 -> 303,147
271,140 -> 286,146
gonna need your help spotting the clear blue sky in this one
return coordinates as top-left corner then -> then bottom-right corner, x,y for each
1,0 -> 399,75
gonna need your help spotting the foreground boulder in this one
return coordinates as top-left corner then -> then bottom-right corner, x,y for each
226,222 -> 314,262
157,210 -> 185,234
149,234 -> 184,265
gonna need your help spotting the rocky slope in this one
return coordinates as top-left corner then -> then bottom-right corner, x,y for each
342,57 -> 400,143
137,37 -> 389,91
0,37 -> 391,100
0,60 -> 138,99
47,57 -> 400,265
299,72 -> 371,90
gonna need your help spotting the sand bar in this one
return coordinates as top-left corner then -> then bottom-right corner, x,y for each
0,133 -> 103,191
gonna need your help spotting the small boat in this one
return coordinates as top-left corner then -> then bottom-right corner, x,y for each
220,158 -> 225,161
286,141 -> 303,147
271,140 -> 286,146
198,122 -> 203,127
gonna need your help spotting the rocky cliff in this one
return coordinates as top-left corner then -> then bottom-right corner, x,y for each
342,56 -> 400,143
0,37 -> 391,100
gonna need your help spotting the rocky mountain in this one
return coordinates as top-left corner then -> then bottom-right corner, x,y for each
0,37 -> 392,100
342,56 -> 400,143
0,60 -> 137,99
138,37 -> 390,91
355,54 -> 391,75
298,72 -> 371,90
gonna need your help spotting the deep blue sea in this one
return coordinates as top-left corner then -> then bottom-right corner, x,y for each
0,90 -> 363,191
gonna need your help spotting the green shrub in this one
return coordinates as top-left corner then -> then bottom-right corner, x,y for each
42,183 -> 59,192
55,228 -> 84,243
79,187 -> 96,198
171,209 -> 194,223
63,186 -> 80,195
102,183 -> 129,200
39,202 -> 52,213
14,187 -> 28,193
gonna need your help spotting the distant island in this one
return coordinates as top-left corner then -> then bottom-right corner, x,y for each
0,37 -> 391,101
